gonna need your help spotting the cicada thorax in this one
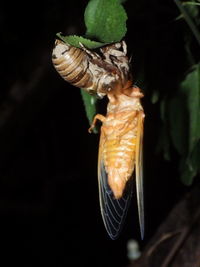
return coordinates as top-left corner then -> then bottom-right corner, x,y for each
52,39 -> 131,98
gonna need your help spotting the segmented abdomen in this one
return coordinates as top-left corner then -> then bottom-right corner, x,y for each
52,40 -> 125,97
52,40 -> 95,92
102,124 -> 137,199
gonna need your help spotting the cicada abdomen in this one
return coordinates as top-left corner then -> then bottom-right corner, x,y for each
52,40 -> 130,98
52,39 -> 94,94
89,84 -> 145,239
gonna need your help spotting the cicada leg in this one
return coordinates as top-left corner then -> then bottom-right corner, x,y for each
88,114 -> 106,133
121,41 -> 127,55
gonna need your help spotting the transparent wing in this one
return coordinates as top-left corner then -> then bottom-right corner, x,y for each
135,111 -> 145,239
98,133 -> 133,240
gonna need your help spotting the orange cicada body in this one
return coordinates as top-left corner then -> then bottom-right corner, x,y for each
89,82 -> 144,239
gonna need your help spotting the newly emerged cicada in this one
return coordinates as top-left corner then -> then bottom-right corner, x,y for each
52,40 -> 145,239
89,81 -> 144,239
52,39 -> 130,98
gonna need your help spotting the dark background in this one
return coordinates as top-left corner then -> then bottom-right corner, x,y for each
0,0 -> 193,266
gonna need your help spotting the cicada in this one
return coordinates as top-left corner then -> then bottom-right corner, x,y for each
52,39 -> 145,239
89,81 -> 145,239
52,39 -> 130,98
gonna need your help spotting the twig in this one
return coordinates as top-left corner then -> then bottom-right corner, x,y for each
147,230 -> 182,257
161,227 -> 188,267
161,207 -> 200,266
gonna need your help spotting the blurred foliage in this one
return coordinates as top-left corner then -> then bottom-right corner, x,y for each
168,64 -> 200,185
157,0 -> 200,185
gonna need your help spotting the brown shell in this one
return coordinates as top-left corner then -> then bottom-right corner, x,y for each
52,40 -> 131,98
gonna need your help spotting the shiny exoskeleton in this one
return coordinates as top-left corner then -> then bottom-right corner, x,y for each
89,81 -> 144,239
52,40 -> 130,98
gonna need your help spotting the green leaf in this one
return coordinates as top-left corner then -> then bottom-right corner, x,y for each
183,1 -> 200,17
181,64 -> 200,153
168,64 -> 200,185
56,33 -> 105,49
180,140 -> 200,185
84,0 -> 127,43
156,126 -> 171,161
183,2 -> 200,7
80,90 -> 98,133
158,99 -> 171,161
174,0 -> 200,46
168,94 -> 188,156
168,64 -> 200,157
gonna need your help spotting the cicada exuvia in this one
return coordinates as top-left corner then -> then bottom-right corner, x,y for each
52,39 -> 130,98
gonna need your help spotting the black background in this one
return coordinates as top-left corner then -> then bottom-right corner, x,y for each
0,1 -> 191,266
